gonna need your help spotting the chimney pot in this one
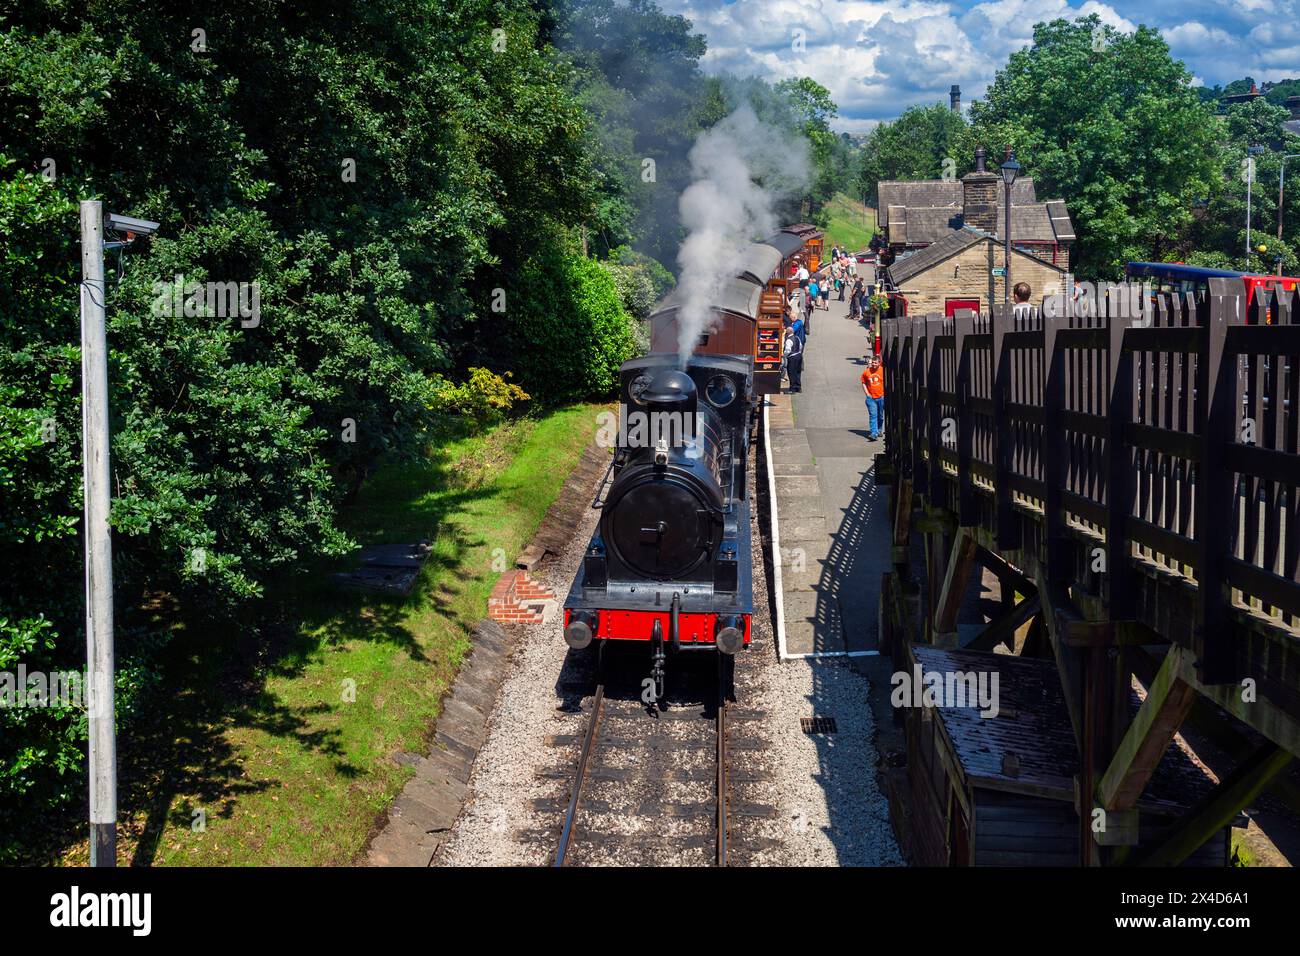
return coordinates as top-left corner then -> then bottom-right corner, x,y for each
962,147 -> 999,234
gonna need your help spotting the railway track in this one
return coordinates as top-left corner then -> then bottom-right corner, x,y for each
552,654 -> 734,867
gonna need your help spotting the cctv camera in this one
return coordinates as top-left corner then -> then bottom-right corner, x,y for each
106,213 -> 160,237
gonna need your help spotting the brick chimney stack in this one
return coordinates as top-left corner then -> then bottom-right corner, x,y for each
950,84 -> 961,112
962,146 -> 999,234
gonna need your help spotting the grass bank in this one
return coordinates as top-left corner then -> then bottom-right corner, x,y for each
822,193 -> 877,254
54,404 -> 604,866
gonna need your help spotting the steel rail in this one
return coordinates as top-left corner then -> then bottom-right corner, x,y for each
715,660 -> 729,867
554,682 -> 605,867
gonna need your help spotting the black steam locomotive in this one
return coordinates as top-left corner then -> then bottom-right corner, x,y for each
560,227 -> 823,691
562,354 -> 753,696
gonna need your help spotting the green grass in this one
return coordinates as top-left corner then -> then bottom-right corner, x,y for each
822,193 -> 877,254
56,404 -> 605,866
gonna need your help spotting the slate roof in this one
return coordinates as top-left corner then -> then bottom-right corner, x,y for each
878,177 -> 1074,245
889,227 -> 1067,284
888,228 -> 983,283
878,179 -> 1037,227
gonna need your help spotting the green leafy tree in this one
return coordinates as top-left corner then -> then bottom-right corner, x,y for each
857,103 -> 968,204
963,15 -> 1220,276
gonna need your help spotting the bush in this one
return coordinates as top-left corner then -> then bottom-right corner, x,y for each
431,367 -> 530,429
612,246 -> 676,300
598,259 -> 657,319
507,236 -> 637,403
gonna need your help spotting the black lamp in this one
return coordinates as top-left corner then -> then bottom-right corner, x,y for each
1000,151 -> 1021,310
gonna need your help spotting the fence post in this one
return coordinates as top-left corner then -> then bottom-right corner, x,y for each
954,309 -> 977,526
1194,288 -> 1242,684
911,317 -> 927,497
991,302 -> 1019,549
1106,299 -> 1135,618
1042,304 -> 1068,580
926,315 -> 945,507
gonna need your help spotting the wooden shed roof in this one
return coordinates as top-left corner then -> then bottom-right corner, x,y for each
910,645 -> 1220,816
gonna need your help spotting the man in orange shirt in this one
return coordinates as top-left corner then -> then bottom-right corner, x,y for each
861,353 -> 885,441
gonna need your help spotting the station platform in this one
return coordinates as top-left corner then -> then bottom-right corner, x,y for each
767,288 -> 890,657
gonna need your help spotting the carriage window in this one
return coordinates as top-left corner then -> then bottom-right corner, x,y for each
697,334 -> 709,347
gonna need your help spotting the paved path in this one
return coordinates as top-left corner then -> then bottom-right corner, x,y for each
769,289 -> 892,656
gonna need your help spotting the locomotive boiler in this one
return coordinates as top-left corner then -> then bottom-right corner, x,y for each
562,354 -> 753,697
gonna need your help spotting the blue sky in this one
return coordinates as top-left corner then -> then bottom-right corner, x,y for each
655,0 -> 1300,132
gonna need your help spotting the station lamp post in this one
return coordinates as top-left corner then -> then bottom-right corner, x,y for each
1279,153 -> 1299,245
1000,150 -> 1021,311
1246,145 -> 1266,270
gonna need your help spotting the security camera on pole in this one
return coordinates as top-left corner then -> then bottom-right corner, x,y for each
79,201 -> 158,867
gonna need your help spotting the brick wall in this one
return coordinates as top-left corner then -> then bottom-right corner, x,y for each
901,238 -> 1065,316
487,569 -> 556,625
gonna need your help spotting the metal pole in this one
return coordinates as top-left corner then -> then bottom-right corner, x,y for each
1279,162 -> 1287,242
1003,178 -> 1012,310
1246,158 -> 1254,271
80,200 -> 117,867
1280,155 -> 1299,243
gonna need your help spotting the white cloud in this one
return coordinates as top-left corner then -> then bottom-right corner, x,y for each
657,0 -> 1300,127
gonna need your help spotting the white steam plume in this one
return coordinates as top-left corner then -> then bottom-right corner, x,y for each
675,105 -> 810,362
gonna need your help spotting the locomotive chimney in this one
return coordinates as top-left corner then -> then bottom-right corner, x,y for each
950,84 -> 961,112
962,147 -> 999,234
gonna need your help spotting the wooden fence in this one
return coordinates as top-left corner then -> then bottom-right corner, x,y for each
881,282 -> 1300,683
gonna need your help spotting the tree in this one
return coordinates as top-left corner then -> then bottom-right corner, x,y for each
963,15 -> 1220,276
857,103 -> 967,204
0,0 -> 617,838
774,77 -> 844,215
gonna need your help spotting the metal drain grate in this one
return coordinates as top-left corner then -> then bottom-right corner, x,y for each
801,717 -> 838,734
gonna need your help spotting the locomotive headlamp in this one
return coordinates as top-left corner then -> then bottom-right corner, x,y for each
715,616 -> 744,655
565,610 -> 597,649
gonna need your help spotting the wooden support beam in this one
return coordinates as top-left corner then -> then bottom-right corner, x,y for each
933,528 -> 978,644
892,477 -> 913,548
1131,743 -> 1293,867
966,593 -> 1041,653
1096,646 -> 1196,812
1172,650 -> 1300,761
974,543 -> 1035,599
1037,566 -> 1085,750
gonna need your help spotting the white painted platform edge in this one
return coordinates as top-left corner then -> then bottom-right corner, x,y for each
765,398 -> 791,661
784,649 -> 881,659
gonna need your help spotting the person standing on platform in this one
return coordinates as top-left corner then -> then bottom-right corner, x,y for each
818,274 -> 830,310
861,352 -> 886,441
784,322 -> 804,393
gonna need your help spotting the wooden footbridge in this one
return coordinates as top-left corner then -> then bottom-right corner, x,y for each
877,281 -> 1300,865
